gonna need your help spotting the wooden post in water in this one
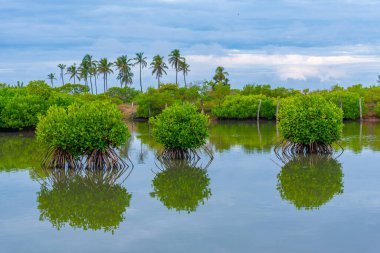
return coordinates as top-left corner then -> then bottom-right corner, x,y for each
359,98 -> 363,121
131,102 -> 134,121
339,98 -> 342,110
257,99 -> 262,121
165,103 -> 167,108
276,101 -> 280,122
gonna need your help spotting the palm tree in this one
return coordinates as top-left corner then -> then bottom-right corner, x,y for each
57,64 -> 66,85
178,60 -> 190,87
97,58 -> 113,92
168,49 -> 184,85
213,66 -> 229,83
150,55 -> 168,88
82,54 -> 97,94
66,64 -> 80,84
134,52 -> 148,92
79,61 -> 89,87
47,73 -> 57,87
115,55 -> 134,88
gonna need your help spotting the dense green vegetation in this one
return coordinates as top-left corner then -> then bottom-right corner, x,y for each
277,155 -> 344,210
278,95 -> 343,148
37,101 -> 129,157
150,103 -> 209,151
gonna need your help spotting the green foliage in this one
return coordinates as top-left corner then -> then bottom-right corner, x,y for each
278,95 -> 343,145
150,162 -> 211,213
38,173 -> 131,232
323,90 -> 365,119
36,101 -> 130,156
107,86 -> 140,103
277,155 -> 344,210
212,94 -> 276,119
150,103 -> 209,150
26,80 -> 52,98
55,83 -> 89,94
242,84 -> 300,98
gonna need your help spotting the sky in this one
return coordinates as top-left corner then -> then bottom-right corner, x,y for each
1,0 -> 380,91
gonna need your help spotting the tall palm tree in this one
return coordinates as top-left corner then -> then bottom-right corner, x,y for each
79,61 -> 89,87
82,54 -> 97,94
133,52 -> 147,92
66,64 -> 80,84
47,73 -> 57,87
178,60 -> 190,87
213,66 -> 229,84
150,55 -> 168,88
115,55 -> 134,88
57,64 -> 66,85
168,49 -> 184,86
97,58 -> 113,92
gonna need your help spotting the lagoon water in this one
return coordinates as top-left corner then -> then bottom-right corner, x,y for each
1,121 -> 380,253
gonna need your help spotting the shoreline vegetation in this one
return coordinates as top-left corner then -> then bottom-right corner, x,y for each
2,51 -> 380,131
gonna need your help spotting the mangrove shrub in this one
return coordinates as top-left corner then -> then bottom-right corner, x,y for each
278,95 -> 343,154
212,94 -> 276,119
150,103 -> 208,158
36,101 -> 130,168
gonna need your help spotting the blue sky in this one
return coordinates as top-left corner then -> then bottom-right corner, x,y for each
1,0 -> 380,90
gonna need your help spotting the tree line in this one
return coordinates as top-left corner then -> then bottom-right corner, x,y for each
47,50 -> 191,93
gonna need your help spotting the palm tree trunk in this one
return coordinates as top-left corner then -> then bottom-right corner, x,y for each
175,66 -> 178,85
139,63 -> 142,92
184,72 -> 187,87
61,70 -> 64,85
94,75 -> 98,95
89,75 -> 93,94
74,76 -> 76,84
103,74 -> 106,92
158,76 -> 160,88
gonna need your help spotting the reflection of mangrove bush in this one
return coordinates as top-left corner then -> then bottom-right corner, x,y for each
150,159 -> 211,213
36,101 -> 130,169
150,103 -> 209,159
208,122 -> 277,153
212,94 -> 276,120
277,155 -> 343,210
38,168 -> 131,233
277,95 -> 343,155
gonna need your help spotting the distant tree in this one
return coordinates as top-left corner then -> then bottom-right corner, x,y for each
134,52 -> 148,92
89,65 -> 98,94
213,66 -> 229,84
57,64 -> 66,85
115,55 -> 134,88
178,60 -> 190,87
82,54 -> 97,94
97,58 -> 114,92
168,49 -> 184,85
150,55 -> 168,88
377,75 -> 380,85
66,64 -> 80,84
47,73 -> 57,87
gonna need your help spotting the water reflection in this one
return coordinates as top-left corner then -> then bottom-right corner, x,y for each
277,155 -> 344,210
150,159 -> 212,213
209,121 -> 278,153
37,167 -> 132,233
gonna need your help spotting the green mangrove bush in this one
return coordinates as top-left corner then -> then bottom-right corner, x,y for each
277,95 -> 343,154
36,101 -> 130,169
212,94 -> 276,119
150,103 -> 209,159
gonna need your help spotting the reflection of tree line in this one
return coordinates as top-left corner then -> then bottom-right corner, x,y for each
340,122 -> 380,153
0,133 -> 46,179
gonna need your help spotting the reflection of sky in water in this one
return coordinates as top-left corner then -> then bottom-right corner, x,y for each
0,122 -> 380,252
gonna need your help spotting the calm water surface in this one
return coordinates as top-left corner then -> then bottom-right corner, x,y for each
0,121 -> 380,253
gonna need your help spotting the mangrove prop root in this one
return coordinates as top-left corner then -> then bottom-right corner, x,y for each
274,140 -> 343,164
42,147 -> 80,170
84,147 -> 128,171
